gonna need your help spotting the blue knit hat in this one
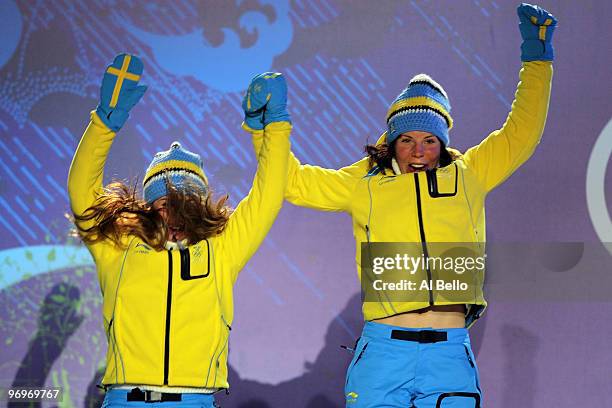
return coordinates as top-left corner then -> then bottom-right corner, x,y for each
386,74 -> 453,146
143,142 -> 208,204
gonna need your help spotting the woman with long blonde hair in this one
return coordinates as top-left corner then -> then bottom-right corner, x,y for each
69,54 -> 291,407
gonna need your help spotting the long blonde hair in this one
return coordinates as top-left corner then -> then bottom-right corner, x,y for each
73,180 -> 231,251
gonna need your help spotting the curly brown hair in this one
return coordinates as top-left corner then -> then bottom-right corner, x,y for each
72,179 -> 231,251
365,139 -> 463,174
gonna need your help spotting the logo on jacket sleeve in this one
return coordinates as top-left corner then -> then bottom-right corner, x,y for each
378,175 -> 397,185
135,243 -> 152,254
346,391 -> 358,404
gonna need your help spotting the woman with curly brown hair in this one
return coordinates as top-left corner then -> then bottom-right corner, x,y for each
248,3 -> 556,407
68,54 -> 291,408
74,148 -> 232,251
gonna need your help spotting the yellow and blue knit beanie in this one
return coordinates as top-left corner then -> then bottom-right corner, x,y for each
386,74 -> 453,146
143,141 -> 208,204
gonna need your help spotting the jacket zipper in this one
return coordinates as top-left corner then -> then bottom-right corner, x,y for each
413,173 -> 434,306
163,250 -> 173,385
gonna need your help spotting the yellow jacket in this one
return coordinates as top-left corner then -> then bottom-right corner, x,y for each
249,62 -> 552,327
68,112 -> 290,388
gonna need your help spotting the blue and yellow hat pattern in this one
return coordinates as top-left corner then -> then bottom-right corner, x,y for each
386,74 -> 453,146
143,142 -> 208,204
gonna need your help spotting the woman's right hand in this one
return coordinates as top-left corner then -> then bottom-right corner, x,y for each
242,72 -> 291,130
95,53 -> 147,132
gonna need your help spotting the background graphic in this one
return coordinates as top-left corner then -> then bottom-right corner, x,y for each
0,0 -> 610,406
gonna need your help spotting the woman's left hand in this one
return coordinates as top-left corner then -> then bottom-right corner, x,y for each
517,3 -> 558,62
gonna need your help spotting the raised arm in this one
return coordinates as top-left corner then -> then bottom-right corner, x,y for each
462,62 -> 552,192
248,130 -> 365,212
463,4 -> 556,192
68,112 -> 116,230
67,54 -> 146,247
218,73 -> 291,281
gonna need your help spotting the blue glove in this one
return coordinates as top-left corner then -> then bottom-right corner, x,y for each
242,76 -> 265,131
95,53 -> 147,132
242,72 -> 291,129
517,3 -> 557,62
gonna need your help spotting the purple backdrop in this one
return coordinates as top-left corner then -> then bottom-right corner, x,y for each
0,0 -> 610,407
